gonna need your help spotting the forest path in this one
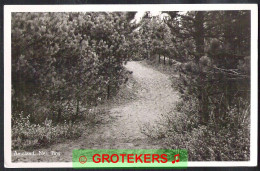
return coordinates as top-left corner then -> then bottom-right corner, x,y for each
12,61 -> 179,162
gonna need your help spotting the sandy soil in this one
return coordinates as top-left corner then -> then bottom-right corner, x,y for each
12,61 -> 179,162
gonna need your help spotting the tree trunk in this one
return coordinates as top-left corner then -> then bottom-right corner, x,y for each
194,11 -> 208,124
74,99 -> 79,122
164,56 -> 166,65
107,54 -> 111,100
159,54 -> 160,63
194,11 -> 205,62
107,84 -> 110,100
56,91 -> 62,123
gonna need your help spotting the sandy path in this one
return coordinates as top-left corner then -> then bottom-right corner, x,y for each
12,61 -> 179,162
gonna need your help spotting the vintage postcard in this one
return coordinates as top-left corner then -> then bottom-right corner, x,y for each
4,4 -> 258,168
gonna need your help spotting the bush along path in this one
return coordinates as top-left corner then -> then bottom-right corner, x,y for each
12,61 -> 180,162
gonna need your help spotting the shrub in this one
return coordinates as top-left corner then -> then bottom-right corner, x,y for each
11,108 -> 104,150
142,55 -> 250,161
12,12 -> 133,126
145,97 -> 250,161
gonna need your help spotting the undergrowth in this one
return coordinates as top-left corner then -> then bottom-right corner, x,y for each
143,98 -> 250,161
142,59 -> 250,161
12,107 -> 105,150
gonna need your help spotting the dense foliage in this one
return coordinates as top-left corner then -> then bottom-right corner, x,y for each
136,11 -> 250,161
12,11 -> 251,161
12,12 -> 136,148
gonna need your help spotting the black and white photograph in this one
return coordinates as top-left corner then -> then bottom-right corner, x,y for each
4,4 -> 258,168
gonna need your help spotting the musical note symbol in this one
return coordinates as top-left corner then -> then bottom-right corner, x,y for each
172,154 -> 180,164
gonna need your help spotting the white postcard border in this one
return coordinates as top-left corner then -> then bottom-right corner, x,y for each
4,4 -> 258,168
